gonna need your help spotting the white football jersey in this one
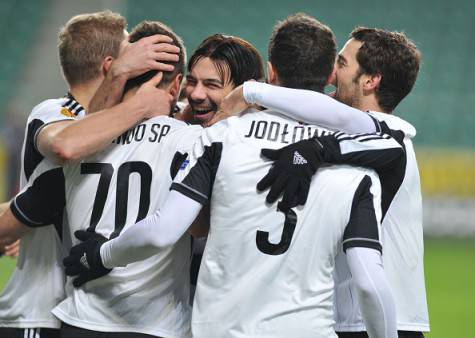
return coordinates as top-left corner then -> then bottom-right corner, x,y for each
52,116 -> 202,337
334,112 -> 430,332
0,95 -> 83,329
171,110 -> 403,338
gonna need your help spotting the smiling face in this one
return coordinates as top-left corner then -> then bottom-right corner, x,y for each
184,57 -> 235,125
334,38 -> 365,109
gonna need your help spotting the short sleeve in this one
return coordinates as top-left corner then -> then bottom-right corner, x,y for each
343,175 -> 382,253
170,121 -> 228,205
11,168 -> 66,228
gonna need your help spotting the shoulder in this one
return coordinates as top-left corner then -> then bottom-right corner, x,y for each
368,111 -> 416,138
28,97 -> 73,123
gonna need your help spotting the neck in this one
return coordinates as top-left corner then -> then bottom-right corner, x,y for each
68,78 -> 103,112
357,94 -> 385,114
122,86 -> 139,102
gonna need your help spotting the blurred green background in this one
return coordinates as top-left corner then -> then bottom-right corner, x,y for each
0,0 -> 474,337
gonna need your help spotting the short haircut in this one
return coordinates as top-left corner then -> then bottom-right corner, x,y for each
125,21 -> 186,91
351,27 -> 421,112
268,13 -> 336,93
58,10 -> 126,86
188,34 -> 264,87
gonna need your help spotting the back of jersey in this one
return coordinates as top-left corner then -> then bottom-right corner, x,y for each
173,110 -> 383,338
53,116 -> 201,337
333,111 -> 429,332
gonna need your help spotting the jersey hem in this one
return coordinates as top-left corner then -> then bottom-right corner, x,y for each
53,308 -> 189,338
10,198 -> 45,228
335,322 -> 430,332
343,239 -> 382,253
33,118 -> 74,153
0,320 -> 61,329
171,182 -> 208,205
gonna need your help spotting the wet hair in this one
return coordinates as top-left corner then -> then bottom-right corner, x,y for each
188,34 -> 264,86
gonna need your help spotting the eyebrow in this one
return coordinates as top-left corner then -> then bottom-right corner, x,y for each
186,75 -> 223,86
337,54 -> 348,65
203,78 -> 223,86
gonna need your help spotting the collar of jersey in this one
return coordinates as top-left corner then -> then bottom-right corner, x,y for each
63,92 -> 85,116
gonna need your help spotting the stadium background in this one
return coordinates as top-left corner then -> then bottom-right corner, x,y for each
0,0 -> 473,336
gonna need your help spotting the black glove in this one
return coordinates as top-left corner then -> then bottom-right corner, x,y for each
63,230 -> 112,287
257,138 -> 324,210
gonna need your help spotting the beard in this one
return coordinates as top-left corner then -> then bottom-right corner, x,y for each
188,98 -> 219,125
334,78 -> 361,109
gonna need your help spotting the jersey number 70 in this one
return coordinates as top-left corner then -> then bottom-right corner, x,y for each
81,161 -> 152,239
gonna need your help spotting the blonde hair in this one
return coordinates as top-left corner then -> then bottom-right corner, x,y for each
58,10 -> 126,86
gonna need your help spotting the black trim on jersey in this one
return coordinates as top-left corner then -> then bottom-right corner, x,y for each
64,93 -> 85,116
335,132 -> 391,142
318,130 -> 406,219
170,151 -> 188,179
170,142 -> 223,205
23,119 -> 46,180
11,168 -> 66,230
343,175 -> 382,253
368,114 -> 383,133
171,182 -> 209,205
0,328 -> 60,338
33,119 -> 74,154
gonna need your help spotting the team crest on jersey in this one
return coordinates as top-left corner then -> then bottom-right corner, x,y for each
60,107 -> 75,118
179,159 -> 190,170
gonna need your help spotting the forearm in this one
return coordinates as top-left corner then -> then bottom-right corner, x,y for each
0,202 -> 10,214
346,247 -> 397,338
101,190 -> 202,268
88,70 -> 128,113
39,98 -> 147,164
317,132 -> 404,171
243,81 -> 377,133
0,207 -> 30,247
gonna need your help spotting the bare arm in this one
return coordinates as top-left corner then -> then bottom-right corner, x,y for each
0,202 -> 9,213
37,73 -> 173,165
0,207 -> 30,248
89,34 -> 180,113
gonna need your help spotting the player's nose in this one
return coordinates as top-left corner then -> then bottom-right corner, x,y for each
189,83 -> 207,102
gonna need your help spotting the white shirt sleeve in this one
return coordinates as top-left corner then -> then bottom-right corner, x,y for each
100,190 -> 203,268
346,247 -> 398,338
243,81 -> 378,134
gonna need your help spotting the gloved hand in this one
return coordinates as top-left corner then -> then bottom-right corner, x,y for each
257,138 -> 324,211
63,230 -> 112,287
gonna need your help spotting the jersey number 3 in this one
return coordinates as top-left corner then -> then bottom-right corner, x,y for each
81,161 -> 152,239
256,208 -> 297,255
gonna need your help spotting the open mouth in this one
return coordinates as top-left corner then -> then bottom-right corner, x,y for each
193,108 -> 214,116
191,107 -> 217,123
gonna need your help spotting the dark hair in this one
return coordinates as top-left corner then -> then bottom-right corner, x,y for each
188,34 -> 264,86
58,10 -> 126,86
125,21 -> 186,91
351,27 -> 421,112
268,13 -> 336,92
